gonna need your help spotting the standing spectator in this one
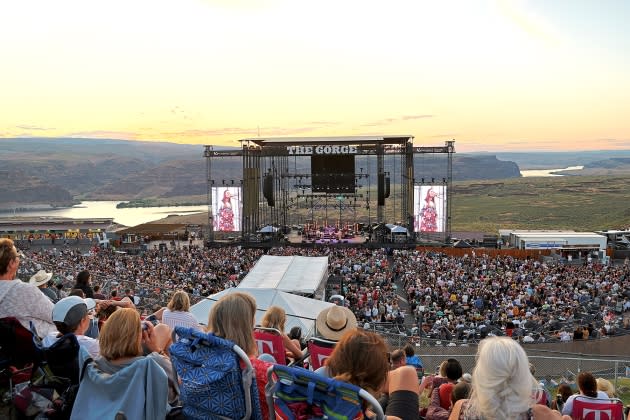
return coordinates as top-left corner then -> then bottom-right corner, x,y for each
74,270 -> 94,298
0,238 -> 56,337
30,270 -> 58,303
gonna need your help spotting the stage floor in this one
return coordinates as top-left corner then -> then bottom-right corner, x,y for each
285,231 -> 367,245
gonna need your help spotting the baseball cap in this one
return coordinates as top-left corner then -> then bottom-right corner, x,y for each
52,296 -> 96,327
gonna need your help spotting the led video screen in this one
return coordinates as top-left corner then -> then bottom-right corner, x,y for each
311,155 -> 355,193
212,186 -> 242,232
413,185 -> 447,232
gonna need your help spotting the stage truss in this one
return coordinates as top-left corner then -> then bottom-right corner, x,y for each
204,136 -> 454,245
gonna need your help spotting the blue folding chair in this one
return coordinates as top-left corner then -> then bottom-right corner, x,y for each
266,364 -> 385,420
170,326 -> 263,420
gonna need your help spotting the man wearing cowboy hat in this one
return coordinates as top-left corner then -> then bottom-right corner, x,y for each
30,269 -> 58,303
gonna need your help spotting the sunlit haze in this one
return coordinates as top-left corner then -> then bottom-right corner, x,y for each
2,0 -> 629,152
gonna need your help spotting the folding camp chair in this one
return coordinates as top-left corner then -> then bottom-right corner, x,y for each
266,364 -> 385,420
0,317 -> 42,393
170,326 -> 263,420
571,395 -> 624,420
254,327 -> 287,365
306,337 -> 336,371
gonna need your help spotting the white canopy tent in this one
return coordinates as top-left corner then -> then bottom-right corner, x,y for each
257,225 -> 279,233
189,287 -> 335,337
238,255 -> 328,299
385,224 -> 408,243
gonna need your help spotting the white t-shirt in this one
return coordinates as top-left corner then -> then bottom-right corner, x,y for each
0,280 -> 56,337
43,332 -> 100,358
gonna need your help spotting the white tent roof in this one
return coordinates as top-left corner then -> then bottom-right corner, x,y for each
238,255 -> 328,297
257,225 -> 279,233
189,287 -> 335,337
385,224 -> 408,233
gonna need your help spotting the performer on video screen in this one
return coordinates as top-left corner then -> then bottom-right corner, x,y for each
218,189 -> 235,231
419,188 -> 438,232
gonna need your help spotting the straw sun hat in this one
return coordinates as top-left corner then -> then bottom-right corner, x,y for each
315,305 -> 358,341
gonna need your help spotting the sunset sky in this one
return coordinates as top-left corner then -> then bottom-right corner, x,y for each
2,0 -> 629,152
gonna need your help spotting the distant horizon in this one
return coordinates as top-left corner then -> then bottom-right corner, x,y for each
1,135 -> 629,154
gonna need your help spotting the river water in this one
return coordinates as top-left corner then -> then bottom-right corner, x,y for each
1,166 -> 584,225
0,201 -> 207,227
520,165 -> 584,177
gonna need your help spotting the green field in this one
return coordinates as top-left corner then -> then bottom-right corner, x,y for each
452,175 -> 630,233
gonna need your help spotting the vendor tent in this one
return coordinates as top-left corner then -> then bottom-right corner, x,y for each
238,255 -> 328,299
189,288 -> 335,337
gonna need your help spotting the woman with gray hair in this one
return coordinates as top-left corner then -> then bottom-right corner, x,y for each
449,336 -> 562,420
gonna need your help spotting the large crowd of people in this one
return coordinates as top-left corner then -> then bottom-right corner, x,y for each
2,237 -> 630,419
9,241 -> 630,343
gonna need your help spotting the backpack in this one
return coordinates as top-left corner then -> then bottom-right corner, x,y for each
169,326 -> 263,420
13,334 -> 88,420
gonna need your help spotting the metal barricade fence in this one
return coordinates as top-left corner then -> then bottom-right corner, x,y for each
371,330 -> 630,393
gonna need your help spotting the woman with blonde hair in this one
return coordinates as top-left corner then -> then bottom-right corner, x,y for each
596,377 -> 615,398
161,290 -> 202,332
449,336 -> 562,420
207,292 -> 273,419
260,305 -> 303,360
71,308 -> 177,419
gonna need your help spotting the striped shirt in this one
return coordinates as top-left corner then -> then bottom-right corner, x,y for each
162,309 -> 203,333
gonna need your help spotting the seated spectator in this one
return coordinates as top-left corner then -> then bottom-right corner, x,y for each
530,362 -> 552,407
550,383 -> 572,412
326,329 -> 420,420
288,326 -> 305,350
30,270 -> 58,302
55,280 -> 68,300
92,285 -> 106,300
43,296 -> 100,357
449,336 -> 562,420
207,292 -> 273,419
390,349 -> 406,369
0,238 -> 56,337
561,371 -> 609,417
404,343 -> 424,370
159,290 -> 202,332
427,380 -> 471,420
70,288 -> 86,298
260,305 -> 303,360
596,377 -> 616,398
71,308 -> 173,418
315,305 -> 358,341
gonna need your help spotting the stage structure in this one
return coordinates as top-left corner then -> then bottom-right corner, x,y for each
204,136 -> 454,244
